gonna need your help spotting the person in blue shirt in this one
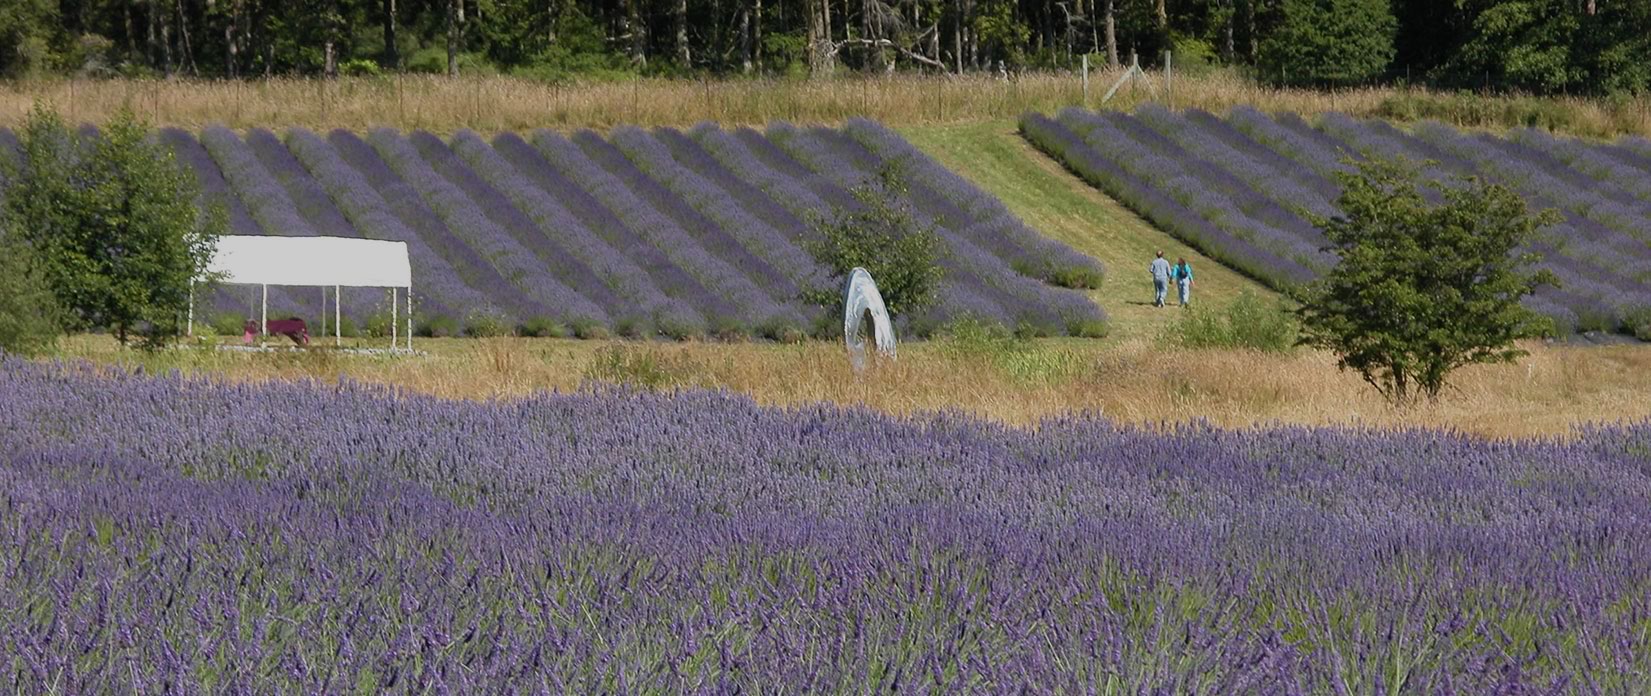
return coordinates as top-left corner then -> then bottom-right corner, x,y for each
1172,257 -> 1194,307
1149,251 -> 1171,307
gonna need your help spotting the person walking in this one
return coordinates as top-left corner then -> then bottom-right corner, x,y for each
1149,251 -> 1172,307
1172,257 -> 1194,307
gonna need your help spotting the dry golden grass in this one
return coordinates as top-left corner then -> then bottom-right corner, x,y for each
4,71 -> 1648,137
54,335 -> 1651,439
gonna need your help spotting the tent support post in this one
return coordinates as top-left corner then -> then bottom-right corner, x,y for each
335,285 -> 342,347
320,287 -> 326,337
405,286 -> 413,352
391,288 -> 398,352
260,284 -> 268,348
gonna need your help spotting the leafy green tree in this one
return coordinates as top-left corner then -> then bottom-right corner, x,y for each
1297,156 -> 1558,405
0,224 -> 62,356
804,161 -> 946,319
1259,0 -> 1396,87
5,105 -> 224,350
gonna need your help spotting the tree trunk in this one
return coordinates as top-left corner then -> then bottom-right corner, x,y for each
160,1 -> 174,77
739,6 -> 752,73
225,1 -> 237,77
446,0 -> 464,77
175,0 -> 198,75
953,0 -> 962,73
753,0 -> 763,70
1155,0 -> 1167,35
1104,0 -> 1117,68
324,0 -> 339,77
676,0 -> 690,66
1223,0 -> 1234,62
383,0 -> 399,69
625,0 -> 646,66
1247,0 -> 1257,62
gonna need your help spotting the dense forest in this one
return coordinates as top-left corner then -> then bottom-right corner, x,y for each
0,0 -> 1646,94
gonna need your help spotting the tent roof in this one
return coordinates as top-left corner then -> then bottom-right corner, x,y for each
204,236 -> 411,288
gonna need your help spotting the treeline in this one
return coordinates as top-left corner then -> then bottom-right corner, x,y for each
0,0 -> 1646,94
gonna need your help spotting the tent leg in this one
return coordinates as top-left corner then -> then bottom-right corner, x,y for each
335,284 -> 342,347
261,284 -> 268,348
391,288 -> 398,352
406,287 -> 413,352
320,287 -> 327,337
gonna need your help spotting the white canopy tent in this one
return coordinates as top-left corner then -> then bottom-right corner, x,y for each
191,236 -> 414,351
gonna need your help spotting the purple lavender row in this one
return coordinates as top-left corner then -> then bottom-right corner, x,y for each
532,130 -> 798,330
247,128 -> 359,239
1183,109 -> 1342,202
656,127 -> 817,240
843,118 -> 1108,287
328,130 -> 539,321
4,359 -> 1649,690
1414,123 -> 1651,263
199,126 -> 321,239
284,128 -> 494,319
685,124 -> 835,226
1103,110 -> 1324,247
490,132 -> 734,329
1029,113 -> 1316,288
159,128 -> 262,236
159,129 -> 309,321
414,131 -> 624,320
369,128 -> 603,323
1061,111 -> 1322,281
1134,106 -> 1337,253
573,130 -> 799,301
1224,106 -> 1356,179
197,127 -> 328,318
1138,106 -> 1340,223
1516,129 -> 1651,204
610,126 -> 821,294
447,130 -> 700,330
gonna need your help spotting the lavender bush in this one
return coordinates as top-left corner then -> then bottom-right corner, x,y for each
1029,108 -> 1651,334
1,358 -> 1648,691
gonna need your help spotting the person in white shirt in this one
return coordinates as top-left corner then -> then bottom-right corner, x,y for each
1149,251 -> 1172,308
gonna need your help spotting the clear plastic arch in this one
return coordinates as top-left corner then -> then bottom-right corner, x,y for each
844,267 -> 897,371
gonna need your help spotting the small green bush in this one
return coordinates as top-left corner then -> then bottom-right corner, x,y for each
570,317 -> 610,340
363,312 -> 394,338
417,316 -> 460,338
464,311 -> 513,338
583,346 -> 691,390
1623,306 -> 1651,342
518,317 -> 567,338
1168,290 -> 1297,352
1574,310 -> 1615,335
210,313 -> 249,337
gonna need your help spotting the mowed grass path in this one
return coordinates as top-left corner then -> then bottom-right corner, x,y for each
898,120 -> 1274,340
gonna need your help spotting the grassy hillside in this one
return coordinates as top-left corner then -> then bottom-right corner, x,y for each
899,120 -> 1273,340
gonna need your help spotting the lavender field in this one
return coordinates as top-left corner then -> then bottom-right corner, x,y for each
1024,106 -> 1651,334
3,357 -> 1648,691
1,119 -> 1106,339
